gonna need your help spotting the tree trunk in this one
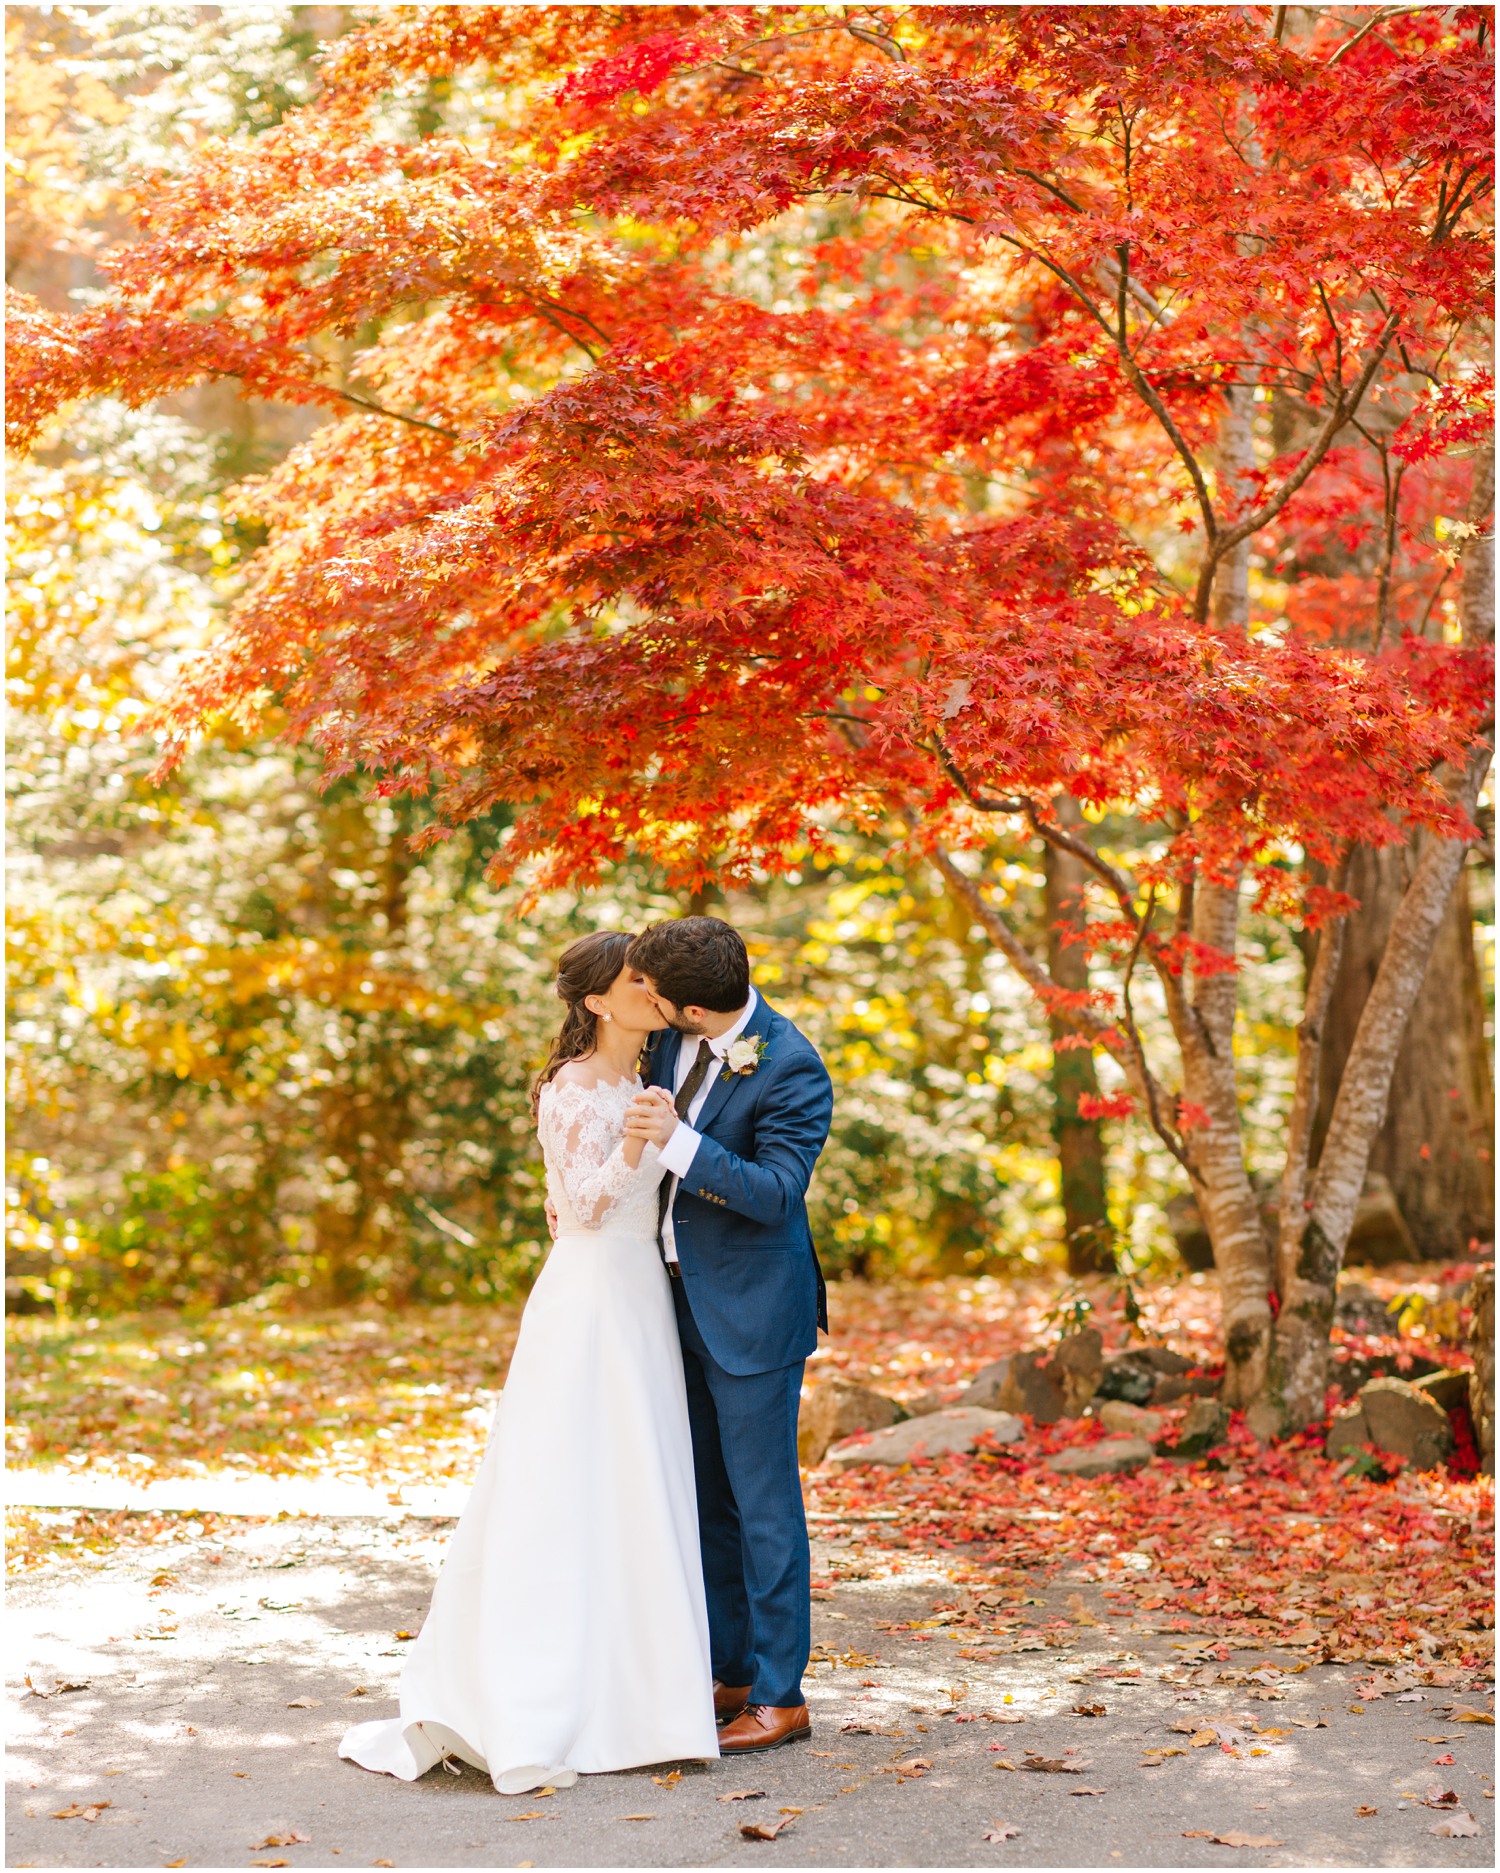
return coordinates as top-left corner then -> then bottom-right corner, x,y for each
1270,366 -> 1496,1264
1270,444 -> 1495,1430
1179,872 -> 1274,1409
1189,378 -> 1274,1411
1313,847 -> 1494,1259
1043,798 -> 1114,1274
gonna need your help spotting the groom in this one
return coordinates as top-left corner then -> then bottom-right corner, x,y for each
624,917 -> 833,1754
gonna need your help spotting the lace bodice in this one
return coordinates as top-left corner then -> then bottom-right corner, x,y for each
536,1075 -> 667,1237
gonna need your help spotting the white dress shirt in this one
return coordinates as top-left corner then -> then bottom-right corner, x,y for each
657,988 -> 758,1265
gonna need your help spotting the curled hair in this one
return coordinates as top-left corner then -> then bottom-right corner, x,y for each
531,930 -> 634,1116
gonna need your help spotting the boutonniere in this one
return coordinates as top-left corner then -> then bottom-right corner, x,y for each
724,1034 -> 768,1077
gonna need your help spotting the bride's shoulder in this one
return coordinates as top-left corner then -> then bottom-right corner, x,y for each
541,1062 -> 599,1100
553,1060 -> 600,1088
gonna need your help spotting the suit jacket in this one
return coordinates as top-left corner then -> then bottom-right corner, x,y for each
647,996 -> 834,1377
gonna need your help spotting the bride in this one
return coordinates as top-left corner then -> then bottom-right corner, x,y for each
339,930 -> 720,1793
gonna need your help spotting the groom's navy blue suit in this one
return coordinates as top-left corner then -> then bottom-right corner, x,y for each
647,996 -> 833,1711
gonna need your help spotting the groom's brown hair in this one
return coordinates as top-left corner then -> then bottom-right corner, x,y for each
627,917 -> 750,1014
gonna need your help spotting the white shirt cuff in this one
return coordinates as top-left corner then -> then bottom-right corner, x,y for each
658,1122 -> 702,1179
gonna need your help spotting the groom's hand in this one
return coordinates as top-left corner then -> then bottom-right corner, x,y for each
624,1086 -> 679,1147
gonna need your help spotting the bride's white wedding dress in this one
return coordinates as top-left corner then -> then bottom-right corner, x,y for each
338,1073 -> 719,1794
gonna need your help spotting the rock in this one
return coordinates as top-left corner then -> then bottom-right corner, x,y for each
962,1357 -> 1013,1411
1468,1267 -> 1494,1476
798,1378 -> 905,1467
903,1391 -> 951,1419
1332,1347 -> 1443,1394
1052,1326 -> 1104,1413
1345,1174 -> 1419,1268
1326,1400 -> 1370,1460
1166,1190 -> 1215,1272
1148,1372 -> 1221,1407
1138,1345 -> 1198,1376
980,1329 -> 1105,1424
1170,1397 -> 1230,1457
1096,1352 -> 1156,1406
995,1350 -> 1068,1424
1046,1436 -> 1153,1477
1097,1400 -> 1165,1439
823,1407 -> 1024,1470
1359,1377 -> 1454,1471
1335,1279 -> 1395,1336
1413,1368 -> 1473,1415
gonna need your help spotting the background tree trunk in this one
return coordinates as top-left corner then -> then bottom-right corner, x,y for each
1268,383 -> 1495,1260
1314,848 -> 1494,1258
1042,799 -> 1114,1273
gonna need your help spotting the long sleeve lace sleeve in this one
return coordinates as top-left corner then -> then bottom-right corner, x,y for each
537,1080 -> 666,1233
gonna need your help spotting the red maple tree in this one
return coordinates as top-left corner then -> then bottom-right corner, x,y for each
8,5 -> 1493,1430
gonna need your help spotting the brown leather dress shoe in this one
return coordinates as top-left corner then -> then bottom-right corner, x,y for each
717,1703 -> 811,1752
713,1679 -> 752,1725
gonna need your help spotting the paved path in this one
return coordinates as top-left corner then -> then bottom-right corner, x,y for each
7,1511 -> 1494,1868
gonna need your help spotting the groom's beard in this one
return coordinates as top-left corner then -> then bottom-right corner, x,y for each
661,1011 -> 708,1036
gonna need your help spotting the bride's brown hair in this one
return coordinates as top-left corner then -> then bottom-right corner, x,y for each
531,930 -> 637,1116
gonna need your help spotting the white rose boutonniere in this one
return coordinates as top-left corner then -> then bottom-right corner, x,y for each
725,1035 -> 767,1076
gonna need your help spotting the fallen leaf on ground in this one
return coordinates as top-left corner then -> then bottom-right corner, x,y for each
1354,1806 -> 1378,1817
1451,1707 -> 1496,1724
1190,1730 -> 1218,1746
254,1834 -> 310,1848
741,1816 -> 794,1841
345,1687 -> 368,1697
1183,1831 -> 1284,1847
1072,1702 -> 1107,1716
1429,1813 -> 1479,1838
252,1860 -> 289,1868
1424,1787 -> 1462,1807
285,1698 -> 320,1709
1069,1786 -> 1108,1796
506,1813 -> 548,1822
620,1814 -> 655,1822
25,1676 -> 89,1697
982,1823 -> 1021,1841
1430,1753 -> 1456,1765
392,1631 -> 414,1641
370,1861 -> 393,1867
1022,1753 -> 1084,1773
52,1801 -> 110,1821
716,1790 -> 766,1802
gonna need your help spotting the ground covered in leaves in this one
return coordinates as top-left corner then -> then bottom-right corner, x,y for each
8,1267 -> 1492,1681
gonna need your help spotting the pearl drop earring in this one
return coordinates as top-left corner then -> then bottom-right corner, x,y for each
600,1011 -> 612,1021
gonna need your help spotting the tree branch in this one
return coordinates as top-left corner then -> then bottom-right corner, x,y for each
932,850 -> 1194,1172
327,385 -> 460,440
1190,308 -> 1402,621
1328,5 -> 1443,64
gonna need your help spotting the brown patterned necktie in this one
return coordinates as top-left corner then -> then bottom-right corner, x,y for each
657,1042 -> 715,1256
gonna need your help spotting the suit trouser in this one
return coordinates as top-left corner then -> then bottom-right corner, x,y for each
670,1276 -> 809,1709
